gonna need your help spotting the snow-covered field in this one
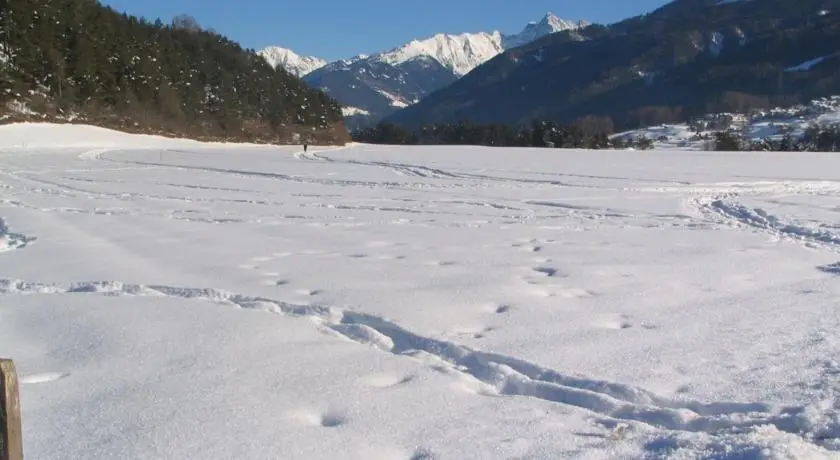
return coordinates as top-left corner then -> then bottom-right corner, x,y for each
2,123 -> 840,459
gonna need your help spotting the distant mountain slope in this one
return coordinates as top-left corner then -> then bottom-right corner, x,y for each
258,47 -> 327,77
0,2 -> 348,144
384,0 -> 840,131
278,13 -> 588,130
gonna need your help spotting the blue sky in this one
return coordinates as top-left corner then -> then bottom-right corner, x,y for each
100,0 -> 672,61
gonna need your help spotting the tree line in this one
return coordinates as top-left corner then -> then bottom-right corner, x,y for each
0,0 -> 347,143
714,124 -> 840,152
351,120 -> 654,150
353,119 -> 840,152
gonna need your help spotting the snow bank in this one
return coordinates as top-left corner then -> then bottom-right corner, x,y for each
0,122 -> 279,150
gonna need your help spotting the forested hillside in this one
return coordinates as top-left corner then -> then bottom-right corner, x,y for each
0,0 -> 349,144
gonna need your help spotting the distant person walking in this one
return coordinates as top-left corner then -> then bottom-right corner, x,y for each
303,143 -> 308,153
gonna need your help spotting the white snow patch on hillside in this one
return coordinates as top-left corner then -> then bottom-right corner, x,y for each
374,89 -> 410,108
3,123 -> 840,458
341,107 -> 371,117
786,55 -> 829,72
708,31 -> 725,56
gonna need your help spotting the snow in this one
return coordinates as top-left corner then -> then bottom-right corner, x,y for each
3,123 -> 840,458
257,46 -> 327,77
502,13 -> 590,50
708,31 -> 725,57
376,31 -> 505,77
374,13 -> 586,77
613,95 -> 840,150
341,106 -> 371,117
374,89 -> 410,108
786,56 -> 829,72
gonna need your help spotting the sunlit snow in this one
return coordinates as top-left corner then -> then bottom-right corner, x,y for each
2,123 -> 840,459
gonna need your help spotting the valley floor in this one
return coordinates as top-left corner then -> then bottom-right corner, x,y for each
2,124 -> 840,459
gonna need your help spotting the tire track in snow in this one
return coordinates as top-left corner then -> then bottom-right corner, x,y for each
1,277 -> 837,447
296,150 -> 458,179
97,151 -> 405,189
303,150 -> 691,187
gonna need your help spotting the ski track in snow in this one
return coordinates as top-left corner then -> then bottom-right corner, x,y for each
1,276 -> 838,447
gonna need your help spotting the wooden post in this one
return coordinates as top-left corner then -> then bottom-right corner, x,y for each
0,359 -> 22,460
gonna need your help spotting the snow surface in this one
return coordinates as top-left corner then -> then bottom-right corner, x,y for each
258,46 -> 327,77
3,123 -> 840,459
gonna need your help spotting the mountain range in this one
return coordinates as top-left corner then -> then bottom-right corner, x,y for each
384,0 -> 840,131
259,13 -> 589,130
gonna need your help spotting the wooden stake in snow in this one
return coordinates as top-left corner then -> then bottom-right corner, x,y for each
0,359 -> 23,460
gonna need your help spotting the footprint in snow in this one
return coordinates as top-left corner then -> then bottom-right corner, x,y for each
557,287 -> 596,299
425,260 -> 456,267
288,408 -> 348,428
410,447 -> 437,460
359,373 -> 416,388
495,304 -> 512,314
259,279 -> 290,287
532,266 -> 562,277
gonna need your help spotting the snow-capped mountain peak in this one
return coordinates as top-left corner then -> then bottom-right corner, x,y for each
503,12 -> 590,49
286,12 -> 588,130
371,12 -> 587,77
258,46 -> 327,77
375,31 -> 505,77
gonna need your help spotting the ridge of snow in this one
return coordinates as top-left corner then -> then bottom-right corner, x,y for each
258,46 -> 327,77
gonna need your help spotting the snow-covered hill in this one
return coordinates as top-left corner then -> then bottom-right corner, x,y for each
258,46 -> 327,77
291,12 -> 587,130
613,96 -> 840,150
